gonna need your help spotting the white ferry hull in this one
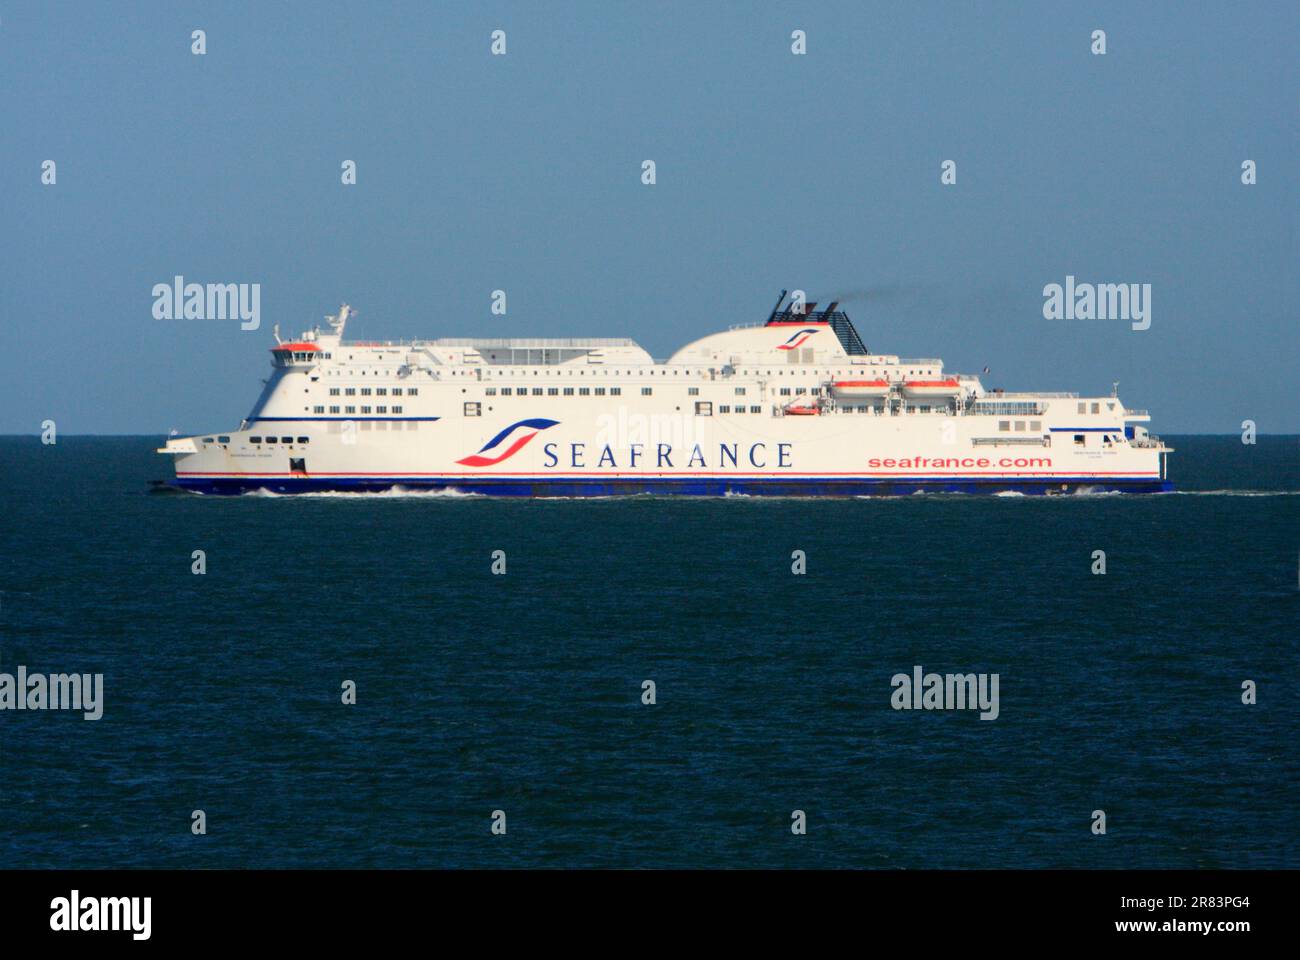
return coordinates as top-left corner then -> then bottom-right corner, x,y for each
160,297 -> 1174,497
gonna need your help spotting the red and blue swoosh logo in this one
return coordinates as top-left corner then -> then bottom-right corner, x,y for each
776,328 -> 819,350
456,418 -> 559,467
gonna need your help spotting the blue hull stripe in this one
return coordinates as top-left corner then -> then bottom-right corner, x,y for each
172,476 -> 1174,497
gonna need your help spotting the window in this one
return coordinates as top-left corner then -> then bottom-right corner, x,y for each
501,388 -> 512,396
735,387 -> 746,395
1091,402 -> 1100,414
376,388 -> 387,396
218,436 -> 231,443
485,388 -> 497,396
998,421 -> 1010,432
392,388 -> 403,396
1077,402 -> 1086,414
563,387 -> 574,396
329,405 -> 340,414
361,406 -> 372,414
1014,420 -> 1026,431
377,406 -> 388,414
345,388 -> 356,396
532,387 -> 543,396
392,406 -> 403,414
408,388 -> 418,396
779,387 -> 792,396
345,405 -> 356,414
642,387 -> 652,396
313,405 -> 325,414
579,387 -> 590,396
250,436 -> 262,444
547,387 -> 558,396
329,388 -> 339,396
1030,421 -> 1041,432
750,406 -> 761,414
688,387 -> 699,396
610,387 -> 621,396
265,436 -> 276,444
361,388 -> 372,396
695,401 -> 713,416
720,405 -> 731,414
464,402 -> 481,417
297,437 -> 309,444
595,387 -> 606,395
1074,434 -> 1086,446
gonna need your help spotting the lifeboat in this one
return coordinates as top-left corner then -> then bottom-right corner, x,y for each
831,379 -> 890,399
900,378 -> 961,399
783,401 -> 822,416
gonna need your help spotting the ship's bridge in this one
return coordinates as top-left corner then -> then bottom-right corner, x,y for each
270,341 -> 329,367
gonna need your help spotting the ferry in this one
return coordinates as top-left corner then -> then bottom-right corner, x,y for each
158,293 -> 1174,496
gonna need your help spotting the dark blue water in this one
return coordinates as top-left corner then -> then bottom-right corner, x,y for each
0,435 -> 1296,868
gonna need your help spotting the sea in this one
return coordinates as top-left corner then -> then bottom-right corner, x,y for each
0,435 -> 1296,869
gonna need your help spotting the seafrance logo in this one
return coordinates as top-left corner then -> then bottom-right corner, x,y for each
776,327 -> 819,350
456,418 -> 559,466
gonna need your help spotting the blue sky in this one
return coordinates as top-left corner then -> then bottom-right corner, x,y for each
1,1 -> 1295,433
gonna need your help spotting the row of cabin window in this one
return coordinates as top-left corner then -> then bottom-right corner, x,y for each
328,387 -> 418,397
248,436 -> 310,445
313,405 -> 404,414
998,420 -> 1044,432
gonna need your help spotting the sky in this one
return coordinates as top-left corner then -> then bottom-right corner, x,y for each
0,0 -> 1295,434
